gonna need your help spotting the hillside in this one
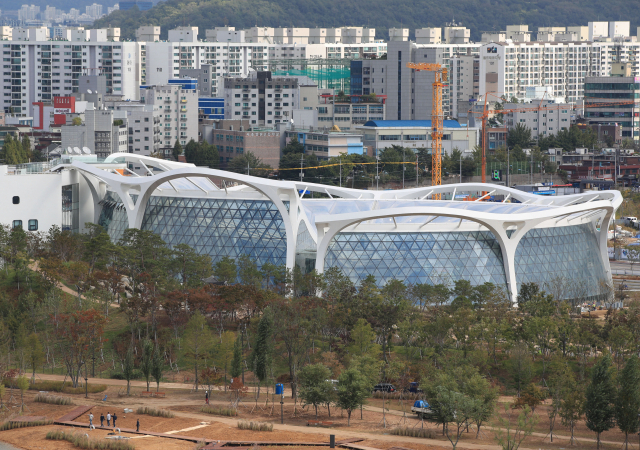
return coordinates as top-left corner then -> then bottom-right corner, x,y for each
93,0 -> 639,42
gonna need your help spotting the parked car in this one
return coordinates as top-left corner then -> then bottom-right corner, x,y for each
373,383 -> 396,393
404,382 -> 423,393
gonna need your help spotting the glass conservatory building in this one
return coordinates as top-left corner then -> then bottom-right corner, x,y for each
55,154 -> 620,303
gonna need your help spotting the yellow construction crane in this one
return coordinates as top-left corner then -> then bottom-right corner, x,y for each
406,62 -> 448,196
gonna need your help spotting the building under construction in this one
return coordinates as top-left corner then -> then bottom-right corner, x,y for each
251,57 -> 356,93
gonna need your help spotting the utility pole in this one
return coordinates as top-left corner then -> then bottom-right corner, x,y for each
300,153 -> 304,182
402,150 -> 405,189
416,154 -> 419,187
339,156 -> 342,187
507,147 -> 510,187
376,156 -> 379,190
459,152 -> 462,183
247,161 -> 250,176
530,150 -> 533,184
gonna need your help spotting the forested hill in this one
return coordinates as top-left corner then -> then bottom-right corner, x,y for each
93,0 -> 638,42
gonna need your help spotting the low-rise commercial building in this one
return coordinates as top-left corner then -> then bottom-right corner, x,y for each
284,128 -> 364,159
358,120 -> 479,156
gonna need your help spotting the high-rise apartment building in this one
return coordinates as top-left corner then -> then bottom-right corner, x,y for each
223,72 -> 307,126
0,29 -> 142,116
351,40 -> 480,120
139,84 -> 198,150
584,64 -> 640,141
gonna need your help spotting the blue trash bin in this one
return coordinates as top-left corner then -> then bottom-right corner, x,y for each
275,383 -> 284,395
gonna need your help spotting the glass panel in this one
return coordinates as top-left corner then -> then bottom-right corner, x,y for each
326,231 -> 507,289
514,224 -> 608,302
61,183 -> 79,233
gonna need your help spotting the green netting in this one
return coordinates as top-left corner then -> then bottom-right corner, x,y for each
272,67 -> 351,93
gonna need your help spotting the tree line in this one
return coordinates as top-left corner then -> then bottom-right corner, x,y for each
1,222 -> 640,448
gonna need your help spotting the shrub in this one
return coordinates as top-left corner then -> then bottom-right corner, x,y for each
390,427 -> 436,439
46,430 -> 135,450
237,421 -> 273,432
200,406 -> 238,416
0,419 -> 53,431
34,393 -> 74,406
29,380 -> 107,394
136,406 -> 174,418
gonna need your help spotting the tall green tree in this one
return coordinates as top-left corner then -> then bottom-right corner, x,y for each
213,256 -> 237,285
585,354 -> 616,449
172,139 -> 183,161
226,151 -> 272,177
230,334 -> 242,380
298,363 -> 334,419
336,368 -> 369,425
616,356 -> 640,449
151,345 -> 164,392
183,312 -> 214,391
507,123 -> 533,149
251,308 -> 273,396
140,339 -> 154,392
123,346 -> 135,395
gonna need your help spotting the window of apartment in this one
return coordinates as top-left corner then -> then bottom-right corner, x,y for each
28,219 -> 38,231
12,220 -> 22,229
12,196 -> 19,204
235,94 -> 240,98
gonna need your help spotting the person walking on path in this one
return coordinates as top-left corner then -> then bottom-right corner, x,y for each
106,412 -> 111,427
112,412 -> 117,427
89,413 -> 93,427
136,419 -> 140,432
100,413 -> 104,427
205,391 -> 209,404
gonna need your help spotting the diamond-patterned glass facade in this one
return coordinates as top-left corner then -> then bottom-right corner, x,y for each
514,224 -> 607,300
138,197 -> 288,269
98,191 -> 129,242
325,231 -> 507,288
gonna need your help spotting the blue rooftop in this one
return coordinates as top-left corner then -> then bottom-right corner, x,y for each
362,120 -> 462,128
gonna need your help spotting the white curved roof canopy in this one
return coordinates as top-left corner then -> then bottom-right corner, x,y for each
51,153 -> 621,304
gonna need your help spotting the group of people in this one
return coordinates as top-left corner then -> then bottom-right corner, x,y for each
88,412 -> 139,432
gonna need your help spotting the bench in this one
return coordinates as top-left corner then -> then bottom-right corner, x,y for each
140,391 -> 153,397
152,392 -> 166,398
307,420 -> 333,427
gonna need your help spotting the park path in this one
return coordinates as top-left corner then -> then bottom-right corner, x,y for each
31,373 -> 584,450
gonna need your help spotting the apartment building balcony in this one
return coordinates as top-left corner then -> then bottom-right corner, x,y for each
165,99 -> 172,104
164,117 -> 172,122
242,106 -> 251,110
180,118 -> 187,122
180,108 -> 187,112
165,126 -> 172,131
180,99 -> 187,103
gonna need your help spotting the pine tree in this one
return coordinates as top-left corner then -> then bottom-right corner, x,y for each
585,354 -> 616,449
616,356 -> 640,449
231,335 -> 242,380
172,139 -> 183,161
3,134 -> 18,164
140,339 -> 153,392
21,135 -> 31,162
252,308 -> 273,396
